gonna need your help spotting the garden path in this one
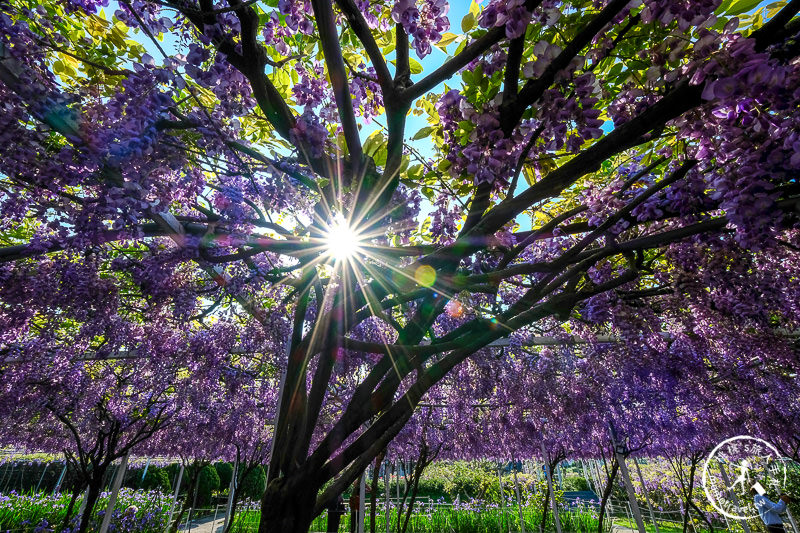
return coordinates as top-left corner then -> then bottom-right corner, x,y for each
179,513 -> 225,533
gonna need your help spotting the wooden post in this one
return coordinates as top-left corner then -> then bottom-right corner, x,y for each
608,424 -> 646,533
98,452 -> 129,533
541,443 -> 562,533
633,458 -> 660,533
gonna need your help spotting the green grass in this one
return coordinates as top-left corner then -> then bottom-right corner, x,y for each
614,516 -> 719,533
230,503 -> 610,533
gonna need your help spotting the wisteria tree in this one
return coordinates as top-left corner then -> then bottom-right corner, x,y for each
2,0 -> 800,531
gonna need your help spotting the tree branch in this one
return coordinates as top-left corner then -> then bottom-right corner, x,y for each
311,0 -> 363,168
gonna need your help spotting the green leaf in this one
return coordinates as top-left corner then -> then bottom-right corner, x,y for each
522,166 -> 537,187
723,0 -> 763,15
461,12 -> 476,33
408,57 -> 423,75
405,164 -> 424,182
765,1 -> 787,18
412,126 -> 435,140
438,32 -> 458,46
363,130 -> 386,160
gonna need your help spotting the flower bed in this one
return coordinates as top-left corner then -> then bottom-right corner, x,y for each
0,488 -> 171,532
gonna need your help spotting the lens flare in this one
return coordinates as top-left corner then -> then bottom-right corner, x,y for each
324,215 -> 362,261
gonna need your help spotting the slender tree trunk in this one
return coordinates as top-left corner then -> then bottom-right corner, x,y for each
597,456 -> 619,533
539,481 -> 551,533
224,463 -> 258,533
61,480 -> 86,531
395,461 -> 412,533
688,497 -> 714,533
401,449 -> 428,533
170,464 -> 201,533
369,450 -> 386,533
681,458 -> 698,533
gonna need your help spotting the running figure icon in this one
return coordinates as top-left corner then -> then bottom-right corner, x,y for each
728,459 -> 751,491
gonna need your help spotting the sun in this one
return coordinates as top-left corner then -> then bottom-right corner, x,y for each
324,215 -> 363,261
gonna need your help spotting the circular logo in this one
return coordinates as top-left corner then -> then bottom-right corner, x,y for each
702,436 -> 787,520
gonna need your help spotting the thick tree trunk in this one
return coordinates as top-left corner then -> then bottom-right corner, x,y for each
77,477 -> 104,533
258,476 -> 317,533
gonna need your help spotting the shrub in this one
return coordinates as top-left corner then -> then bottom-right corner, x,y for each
562,476 -> 590,492
195,465 -> 220,508
141,467 -> 172,493
238,466 -> 267,501
215,462 -> 234,490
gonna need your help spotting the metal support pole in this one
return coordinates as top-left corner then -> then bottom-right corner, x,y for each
358,470 -> 366,533
499,466 -> 510,533
54,463 -> 67,493
166,464 -> 184,532
384,461 -> 390,533
541,443 -> 563,533
98,451 -> 129,533
76,485 -> 90,520
717,462 -> 752,533
609,424 -> 646,533
513,459 -> 527,533
785,507 -> 799,533
35,463 -> 49,493
266,339 -> 291,482
140,458 -> 151,486
633,458 -> 660,533
223,457 -> 238,533
556,463 -> 563,491
593,459 -> 612,514
209,503 -> 219,533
